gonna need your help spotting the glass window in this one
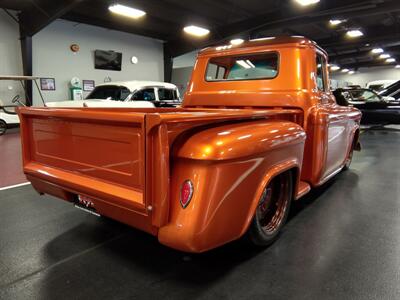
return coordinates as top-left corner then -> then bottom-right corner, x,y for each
158,88 -> 178,100
205,53 -> 278,81
316,54 -> 326,91
86,86 -> 130,101
348,90 -> 381,102
131,88 -> 156,101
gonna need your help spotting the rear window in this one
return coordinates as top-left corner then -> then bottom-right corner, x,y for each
205,52 -> 278,81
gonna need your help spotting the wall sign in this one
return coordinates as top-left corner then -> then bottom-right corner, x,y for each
83,80 -> 95,92
40,78 -> 56,91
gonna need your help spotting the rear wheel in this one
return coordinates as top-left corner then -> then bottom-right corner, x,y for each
247,172 -> 293,246
0,120 -> 7,136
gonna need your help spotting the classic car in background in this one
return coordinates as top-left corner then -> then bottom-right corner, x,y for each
379,80 -> 400,100
0,99 -> 20,135
367,80 -> 397,92
333,87 -> 400,125
46,81 -> 181,108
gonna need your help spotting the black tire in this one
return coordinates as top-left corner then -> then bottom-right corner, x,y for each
247,171 -> 293,246
0,120 -> 7,136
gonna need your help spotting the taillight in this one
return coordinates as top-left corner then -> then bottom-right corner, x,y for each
180,180 -> 194,208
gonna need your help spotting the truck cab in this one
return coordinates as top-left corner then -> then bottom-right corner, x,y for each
17,37 -> 361,252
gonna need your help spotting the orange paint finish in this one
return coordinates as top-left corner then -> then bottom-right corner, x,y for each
18,37 -> 361,252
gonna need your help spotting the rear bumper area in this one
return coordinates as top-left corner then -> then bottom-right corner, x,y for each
26,163 -> 156,235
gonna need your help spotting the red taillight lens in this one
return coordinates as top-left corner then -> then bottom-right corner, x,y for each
180,180 -> 194,208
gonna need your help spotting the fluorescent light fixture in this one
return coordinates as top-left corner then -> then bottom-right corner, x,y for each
295,0 -> 320,6
329,19 -> 344,26
396,65 -> 400,69
346,30 -> 363,38
379,53 -> 391,59
331,65 -> 340,71
230,38 -> 244,45
108,4 -> 146,19
371,48 -> 384,54
348,70 -> 355,74
386,58 -> 396,63
341,68 -> 349,73
183,25 -> 209,37
236,60 -> 251,69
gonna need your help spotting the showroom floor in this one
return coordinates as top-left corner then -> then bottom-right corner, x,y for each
1,127 -> 400,300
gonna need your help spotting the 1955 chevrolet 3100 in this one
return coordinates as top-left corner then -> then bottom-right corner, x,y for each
18,37 -> 361,252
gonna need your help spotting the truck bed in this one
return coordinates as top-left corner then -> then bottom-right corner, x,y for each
18,107 -> 302,234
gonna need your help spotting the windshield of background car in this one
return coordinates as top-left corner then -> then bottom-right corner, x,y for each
348,90 -> 381,102
86,86 -> 130,101
158,88 -> 179,100
205,52 -> 278,81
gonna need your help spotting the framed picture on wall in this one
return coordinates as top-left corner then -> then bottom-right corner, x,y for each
83,80 -> 95,92
40,78 -> 56,91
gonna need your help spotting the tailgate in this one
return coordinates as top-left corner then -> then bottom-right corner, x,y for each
18,108 -> 147,213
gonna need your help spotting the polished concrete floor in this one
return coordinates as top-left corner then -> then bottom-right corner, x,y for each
0,127 -> 400,300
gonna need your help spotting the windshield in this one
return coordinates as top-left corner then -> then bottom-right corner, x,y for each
346,90 -> 381,102
86,85 -> 130,101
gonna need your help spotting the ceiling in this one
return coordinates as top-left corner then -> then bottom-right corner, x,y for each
2,0 -> 400,70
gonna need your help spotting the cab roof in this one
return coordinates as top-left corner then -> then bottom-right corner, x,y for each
198,36 -> 326,56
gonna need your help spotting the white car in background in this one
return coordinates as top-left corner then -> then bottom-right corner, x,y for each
46,81 -> 181,108
0,99 -> 20,135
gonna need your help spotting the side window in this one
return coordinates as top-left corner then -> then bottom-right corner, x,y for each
316,54 -> 327,92
158,88 -> 177,100
131,88 -> 156,101
120,87 -> 130,100
206,63 -> 226,81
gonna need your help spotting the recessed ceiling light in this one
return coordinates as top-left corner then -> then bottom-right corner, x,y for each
331,65 -> 340,71
341,68 -> 349,73
386,58 -> 396,63
348,70 -> 355,74
346,30 -> 363,38
183,25 -> 210,37
371,48 -> 384,54
395,65 -> 400,69
108,4 -> 146,19
295,0 -> 320,6
329,19 -> 344,26
379,53 -> 391,59
230,39 -> 244,45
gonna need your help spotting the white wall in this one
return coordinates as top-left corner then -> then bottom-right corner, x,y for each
331,66 -> 400,88
0,10 -> 24,105
33,19 -> 164,105
173,50 -> 198,69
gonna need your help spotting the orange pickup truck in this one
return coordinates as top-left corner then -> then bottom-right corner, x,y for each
18,37 -> 361,252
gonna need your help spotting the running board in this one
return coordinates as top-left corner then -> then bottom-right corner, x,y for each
296,181 -> 311,200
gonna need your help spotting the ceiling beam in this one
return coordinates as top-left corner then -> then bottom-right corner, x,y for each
19,0 -> 85,37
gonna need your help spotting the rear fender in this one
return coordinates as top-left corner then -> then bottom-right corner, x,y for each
158,120 -> 306,252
